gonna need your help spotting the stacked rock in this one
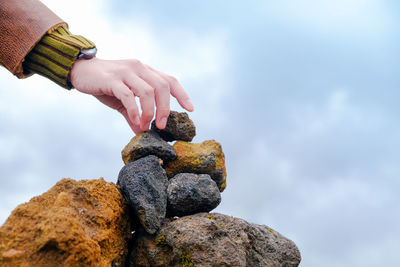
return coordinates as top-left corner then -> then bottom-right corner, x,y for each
118,111 -> 227,234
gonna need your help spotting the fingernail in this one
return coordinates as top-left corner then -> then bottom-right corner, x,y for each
186,100 -> 194,111
141,122 -> 150,131
134,116 -> 140,126
159,117 -> 168,129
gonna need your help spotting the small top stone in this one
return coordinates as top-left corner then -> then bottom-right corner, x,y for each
151,111 -> 196,142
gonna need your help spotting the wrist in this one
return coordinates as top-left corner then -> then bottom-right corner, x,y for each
69,57 -> 99,88
23,25 -> 96,90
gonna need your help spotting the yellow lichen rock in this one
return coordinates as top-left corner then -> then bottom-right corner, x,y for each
164,140 -> 227,192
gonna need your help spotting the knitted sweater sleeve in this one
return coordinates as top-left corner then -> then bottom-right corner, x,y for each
23,25 -> 96,89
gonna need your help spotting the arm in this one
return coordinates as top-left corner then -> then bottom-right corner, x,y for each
0,0 -> 194,133
0,0 -> 66,78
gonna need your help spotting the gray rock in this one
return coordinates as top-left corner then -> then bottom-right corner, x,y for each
167,173 -> 221,217
121,131 -> 177,164
151,111 -> 196,142
130,213 -> 301,267
117,155 -> 168,234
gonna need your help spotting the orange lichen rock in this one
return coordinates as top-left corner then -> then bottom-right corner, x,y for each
0,178 -> 131,267
164,140 -> 227,192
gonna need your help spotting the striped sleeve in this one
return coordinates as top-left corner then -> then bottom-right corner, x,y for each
22,25 -> 96,89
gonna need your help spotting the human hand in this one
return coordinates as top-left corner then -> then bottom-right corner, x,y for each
69,57 -> 194,134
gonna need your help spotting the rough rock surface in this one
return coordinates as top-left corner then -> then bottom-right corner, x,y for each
164,140 -> 227,192
118,155 -> 168,234
151,111 -> 196,142
167,173 -> 221,217
0,178 -> 131,267
130,213 -> 301,267
121,131 -> 177,164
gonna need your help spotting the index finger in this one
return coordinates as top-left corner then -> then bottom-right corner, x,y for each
146,66 -> 194,112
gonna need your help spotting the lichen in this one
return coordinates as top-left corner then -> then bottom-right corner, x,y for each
207,215 -> 216,220
181,249 -> 194,267
156,235 -> 167,247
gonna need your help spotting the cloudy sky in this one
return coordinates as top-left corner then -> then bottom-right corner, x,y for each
1,0 -> 399,266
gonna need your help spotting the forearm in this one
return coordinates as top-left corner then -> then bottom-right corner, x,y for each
0,0 -> 66,77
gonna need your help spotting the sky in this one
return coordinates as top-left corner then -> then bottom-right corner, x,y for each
1,0 -> 400,266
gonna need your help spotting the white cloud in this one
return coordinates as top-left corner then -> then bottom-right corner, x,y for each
264,0 -> 394,41
290,88 -> 383,137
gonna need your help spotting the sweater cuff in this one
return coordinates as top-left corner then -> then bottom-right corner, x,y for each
23,25 -> 96,89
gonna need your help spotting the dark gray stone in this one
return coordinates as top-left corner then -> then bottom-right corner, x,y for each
117,155 -> 168,234
121,131 -> 177,164
130,213 -> 301,267
151,111 -> 196,142
167,173 -> 221,217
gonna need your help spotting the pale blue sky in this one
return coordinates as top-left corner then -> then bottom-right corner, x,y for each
1,1 -> 400,266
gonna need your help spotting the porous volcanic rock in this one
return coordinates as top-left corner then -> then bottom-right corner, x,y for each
118,155 -> 168,234
121,131 -> 177,164
0,178 -> 131,267
167,173 -> 221,217
130,213 -> 301,267
164,140 -> 227,192
151,111 -> 196,142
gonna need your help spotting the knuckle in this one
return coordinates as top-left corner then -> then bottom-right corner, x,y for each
118,65 -> 131,73
142,111 -> 154,120
168,75 -> 178,83
120,89 -> 133,99
128,105 -> 138,113
143,87 -> 155,97
156,79 -> 170,92
129,59 -> 142,67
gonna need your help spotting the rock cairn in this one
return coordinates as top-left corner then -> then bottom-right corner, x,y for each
0,111 -> 301,267
118,111 -> 226,234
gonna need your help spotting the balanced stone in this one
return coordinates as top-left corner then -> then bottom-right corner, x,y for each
151,111 -> 196,142
121,131 -> 177,164
118,155 -> 168,234
164,140 -> 227,192
167,173 -> 221,217
130,213 -> 301,267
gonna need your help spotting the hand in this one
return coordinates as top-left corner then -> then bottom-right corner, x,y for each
69,57 -> 194,134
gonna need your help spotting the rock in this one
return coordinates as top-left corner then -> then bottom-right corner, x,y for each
151,111 -> 196,142
118,155 -> 168,234
130,213 -> 301,267
164,140 -> 227,192
167,173 -> 221,217
0,178 -> 131,267
121,131 -> 177,164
